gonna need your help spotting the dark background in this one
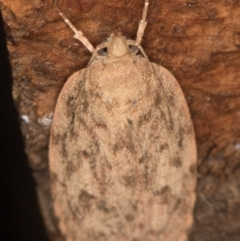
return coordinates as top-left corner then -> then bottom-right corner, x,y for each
0,13 -> 50,241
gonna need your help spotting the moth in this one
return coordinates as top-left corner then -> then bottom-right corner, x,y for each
49,1 -> 197,241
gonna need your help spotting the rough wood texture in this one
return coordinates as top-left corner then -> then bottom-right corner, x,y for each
0,0 -> 240,240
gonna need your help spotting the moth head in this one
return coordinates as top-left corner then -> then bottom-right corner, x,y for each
106,30 -> 130,58
97,31 -> 143,59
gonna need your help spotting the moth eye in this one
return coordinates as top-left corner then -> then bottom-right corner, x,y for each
98,47 -> 108,56
129,45 -> 139,54
129,45 -> 138,52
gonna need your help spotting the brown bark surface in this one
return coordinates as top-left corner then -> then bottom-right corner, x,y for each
0,0 -> 240,240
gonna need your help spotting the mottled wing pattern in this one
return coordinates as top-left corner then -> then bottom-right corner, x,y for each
49,56 -> 196,241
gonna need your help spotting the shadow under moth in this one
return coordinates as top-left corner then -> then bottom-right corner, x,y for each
49,0 -> 197,240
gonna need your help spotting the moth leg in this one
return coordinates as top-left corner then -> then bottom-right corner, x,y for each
136,0 -> 149,45
54,0 -> 95,53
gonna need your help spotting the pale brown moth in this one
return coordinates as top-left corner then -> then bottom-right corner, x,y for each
49,1 -> 197,240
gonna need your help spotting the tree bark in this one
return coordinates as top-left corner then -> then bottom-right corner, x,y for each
1,0 -> 240,240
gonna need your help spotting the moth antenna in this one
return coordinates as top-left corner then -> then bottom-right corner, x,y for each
54,0 -> 95,53
127,39 -> 149,59
137,45 -> 149,59
136,0 -> 149,45
87,42 -> 108,66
